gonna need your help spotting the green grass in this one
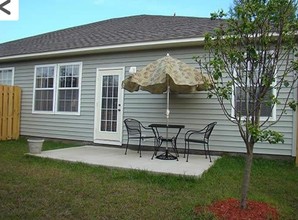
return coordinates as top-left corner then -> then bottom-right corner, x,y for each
0,138 -> 297,219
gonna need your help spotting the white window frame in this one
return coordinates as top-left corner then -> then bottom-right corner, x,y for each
231,51 -> 277,121
32,62 -> 82,115
32,64 -> 56,114
56,62 -> 82,115
0,67 -> 14,85
232,84 -> 277,121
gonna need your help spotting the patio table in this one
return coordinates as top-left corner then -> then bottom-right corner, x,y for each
148,124 -> 185,160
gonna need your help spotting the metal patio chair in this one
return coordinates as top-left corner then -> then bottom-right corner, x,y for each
184,122 -> 217,162
124,118 -> 156,157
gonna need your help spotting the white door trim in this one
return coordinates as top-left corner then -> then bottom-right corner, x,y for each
94,67 -> 124,145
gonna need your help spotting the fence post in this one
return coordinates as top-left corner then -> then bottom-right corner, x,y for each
12,86 -> 21,139
0,86 -> 3,140
0,85 -> 21,141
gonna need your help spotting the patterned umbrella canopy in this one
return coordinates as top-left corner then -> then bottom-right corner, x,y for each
122,54 -> 211,94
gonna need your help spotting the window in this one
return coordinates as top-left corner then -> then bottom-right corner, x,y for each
57,64 -> 80,112
234,87 -> 275,119
0,67 -> 14,85
232,51 -> 276,120
34,65 -> 55,111
33,62 -> 82,114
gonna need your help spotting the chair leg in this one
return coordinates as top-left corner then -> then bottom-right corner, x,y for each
138,138 -> 142,157
151,139 -> 156,160
171,138 -> 179,161
151,152 -> 155,160
186,141 -> 190,162
174,138 -> 179,157
151,145 -> 155,160
203,143 -> 207,159
154,137 -> 161,153
125,137 -> 129,155
184,140 -> 187,158
154,138 -> 159,156
207,143 -> 212,162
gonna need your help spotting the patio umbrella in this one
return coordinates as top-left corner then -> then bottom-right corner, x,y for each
123,54 -> 210,94
122,54 -> 211,157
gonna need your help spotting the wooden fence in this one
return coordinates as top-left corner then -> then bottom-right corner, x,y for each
0,85 -> 21,141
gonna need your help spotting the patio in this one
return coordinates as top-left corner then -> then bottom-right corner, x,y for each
32,145 -> 219,176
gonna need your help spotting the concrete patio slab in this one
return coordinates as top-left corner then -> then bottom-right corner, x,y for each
32,145 -> 219,176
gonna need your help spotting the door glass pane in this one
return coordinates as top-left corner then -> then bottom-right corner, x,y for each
100,75 -> 119,132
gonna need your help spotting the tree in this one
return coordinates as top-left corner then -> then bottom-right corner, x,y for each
197,0 -> 298,209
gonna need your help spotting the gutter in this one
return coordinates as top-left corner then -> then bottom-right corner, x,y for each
0,37 -> 205,62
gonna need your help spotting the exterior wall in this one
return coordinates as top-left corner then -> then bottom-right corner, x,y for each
0,46 -> 295,156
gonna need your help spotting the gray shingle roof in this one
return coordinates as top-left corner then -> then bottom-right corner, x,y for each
0,15 -> 223,58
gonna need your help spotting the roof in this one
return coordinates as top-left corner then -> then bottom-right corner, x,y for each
0,15 -> 223,60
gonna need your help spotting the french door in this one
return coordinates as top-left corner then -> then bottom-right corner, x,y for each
94,68 -> 124,145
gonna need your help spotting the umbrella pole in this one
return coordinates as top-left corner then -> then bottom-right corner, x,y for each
166,85 -> 170,155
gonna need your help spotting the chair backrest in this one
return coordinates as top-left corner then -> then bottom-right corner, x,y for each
204,122 -> 217,140
124,118 -> 142,136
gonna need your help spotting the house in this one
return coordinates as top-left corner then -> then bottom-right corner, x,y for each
0,15 -> 296,159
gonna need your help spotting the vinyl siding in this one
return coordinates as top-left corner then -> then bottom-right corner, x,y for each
1,46 -> 295,156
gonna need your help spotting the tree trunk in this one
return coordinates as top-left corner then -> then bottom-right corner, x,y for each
240,151 -> 254,209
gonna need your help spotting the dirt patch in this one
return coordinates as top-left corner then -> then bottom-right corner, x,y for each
194,198 -> 279,219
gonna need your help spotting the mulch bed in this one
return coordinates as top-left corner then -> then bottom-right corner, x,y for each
194,198 -> 279,220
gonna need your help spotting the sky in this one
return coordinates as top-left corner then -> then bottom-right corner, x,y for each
0,0 -> 234,43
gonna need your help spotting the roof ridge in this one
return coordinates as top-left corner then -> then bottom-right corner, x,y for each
0,14 -> 223,59
2,14 -> 213,44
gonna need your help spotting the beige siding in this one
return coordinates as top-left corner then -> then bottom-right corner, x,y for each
1,46 -> 295,156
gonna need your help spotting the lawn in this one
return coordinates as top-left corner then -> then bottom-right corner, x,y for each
0,138 -> 297,219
